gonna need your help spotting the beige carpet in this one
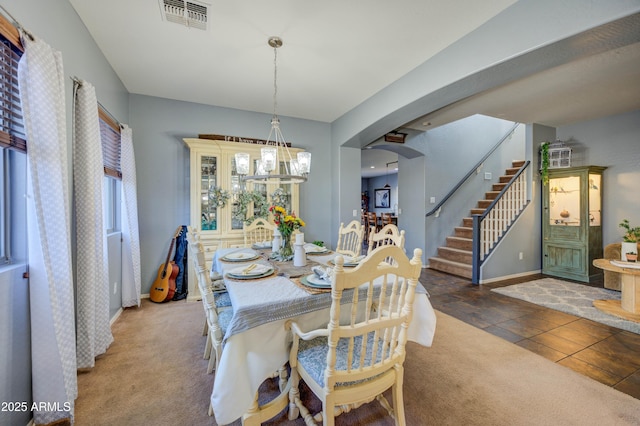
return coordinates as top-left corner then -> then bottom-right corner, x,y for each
75,299 -> 640,425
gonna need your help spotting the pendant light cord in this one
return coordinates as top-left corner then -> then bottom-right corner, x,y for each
272,44 -> 278,119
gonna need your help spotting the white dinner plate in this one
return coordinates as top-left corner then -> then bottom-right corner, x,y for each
301,274 -> 331,288
226,264 -> 273,279
222,251 -> 259,262
329,257 -> 363,267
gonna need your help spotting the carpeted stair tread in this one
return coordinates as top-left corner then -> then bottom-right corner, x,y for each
454,226 -> 473,239
437,246 -> 472,264
428,257 -> 472,278
446,236 -> 472,250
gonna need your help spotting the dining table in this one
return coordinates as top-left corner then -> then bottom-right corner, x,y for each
208,245 -> 437,425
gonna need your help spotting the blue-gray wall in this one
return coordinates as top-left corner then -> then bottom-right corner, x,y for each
128,94 -> 332,290
362,174 -> 399,214
558,110 -> 640,245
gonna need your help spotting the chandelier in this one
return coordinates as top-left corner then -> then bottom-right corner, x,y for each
236,37 -> 311,184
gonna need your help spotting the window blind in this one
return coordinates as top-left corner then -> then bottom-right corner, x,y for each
0,14 -> 25,152
98,107 -> 121,179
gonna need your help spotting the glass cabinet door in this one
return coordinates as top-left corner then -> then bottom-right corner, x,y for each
230,157 -> 243,230
548,175 -> 580,226
588,174 -> 601,226
200,156 -> 218,230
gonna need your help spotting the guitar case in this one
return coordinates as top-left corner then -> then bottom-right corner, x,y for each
172,225 -> 189,301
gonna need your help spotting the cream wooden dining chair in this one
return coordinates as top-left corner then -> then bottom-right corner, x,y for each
191,242 -> 233,375
186,229 -> 232,371
286,246 -> 423,426
201,279 -> 232,376
367,224 -> 405,254
185,227 -> 231,307
243,217 -> 275,247
335,220 -> 365,258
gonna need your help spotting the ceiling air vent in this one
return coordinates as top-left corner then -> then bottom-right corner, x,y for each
159,0 -> 209,31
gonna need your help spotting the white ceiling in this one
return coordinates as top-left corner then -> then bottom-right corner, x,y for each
68,0 -> 517,123
68,1 -> 640,178
361,149 -> 398,179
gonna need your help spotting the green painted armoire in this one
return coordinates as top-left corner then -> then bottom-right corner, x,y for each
542,166 -> 606,282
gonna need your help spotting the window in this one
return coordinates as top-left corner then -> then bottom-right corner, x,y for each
99,107 -> 122,233
103,175 -> 121,233
0,14 -> 25,264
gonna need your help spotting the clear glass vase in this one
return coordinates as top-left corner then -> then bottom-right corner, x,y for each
280,237 -> 293,259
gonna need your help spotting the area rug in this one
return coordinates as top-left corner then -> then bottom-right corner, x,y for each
491,278 -> 640,335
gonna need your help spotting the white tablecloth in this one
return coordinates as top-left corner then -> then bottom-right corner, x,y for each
209,247 -> 437,425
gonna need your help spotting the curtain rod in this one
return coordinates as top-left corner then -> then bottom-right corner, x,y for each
70,76 -> 122,129
0,4 -> 34,41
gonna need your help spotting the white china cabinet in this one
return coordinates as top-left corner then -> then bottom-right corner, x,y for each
183,137 -> 301,300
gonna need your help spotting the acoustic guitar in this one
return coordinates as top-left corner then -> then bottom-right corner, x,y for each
150,227 -> 182,303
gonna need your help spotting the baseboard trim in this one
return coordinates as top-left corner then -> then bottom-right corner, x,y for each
110,307 -> 123,326
480,269 -> 541,284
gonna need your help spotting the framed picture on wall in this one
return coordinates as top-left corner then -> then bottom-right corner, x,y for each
374,188 -> 391,208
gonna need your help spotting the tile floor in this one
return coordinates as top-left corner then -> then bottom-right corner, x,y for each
421,268 -> 640,400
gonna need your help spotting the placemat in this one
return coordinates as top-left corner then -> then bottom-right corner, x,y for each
270,259 -> 322,278
225,269 -> 277,282
292,277 -> 331,295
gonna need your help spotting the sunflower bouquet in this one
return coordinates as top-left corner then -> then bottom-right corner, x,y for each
269,205 -> 305,258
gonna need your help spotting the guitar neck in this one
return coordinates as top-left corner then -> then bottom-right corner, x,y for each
161,226 -> 183,274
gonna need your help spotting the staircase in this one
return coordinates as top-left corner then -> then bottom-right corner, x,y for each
428,160 -> 526,279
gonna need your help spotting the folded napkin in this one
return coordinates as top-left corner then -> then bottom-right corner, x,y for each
253,241 -> 271,248
224,249 -> 257,260
311,265 -> 333,282
304,243 -> 326,253
345,255 -> 365,264
228,263 -> 270,276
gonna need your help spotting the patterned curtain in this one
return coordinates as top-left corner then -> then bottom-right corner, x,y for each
120,124 -> 142,307
18,32 -> 77,424
72,79 -> 114,368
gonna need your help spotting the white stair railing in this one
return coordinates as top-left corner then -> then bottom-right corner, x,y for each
472,161 -> 530,284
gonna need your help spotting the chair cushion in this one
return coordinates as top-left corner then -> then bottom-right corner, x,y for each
218,306 -> 233,334
214,291 -> 232,308
297,332 -> 388,387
